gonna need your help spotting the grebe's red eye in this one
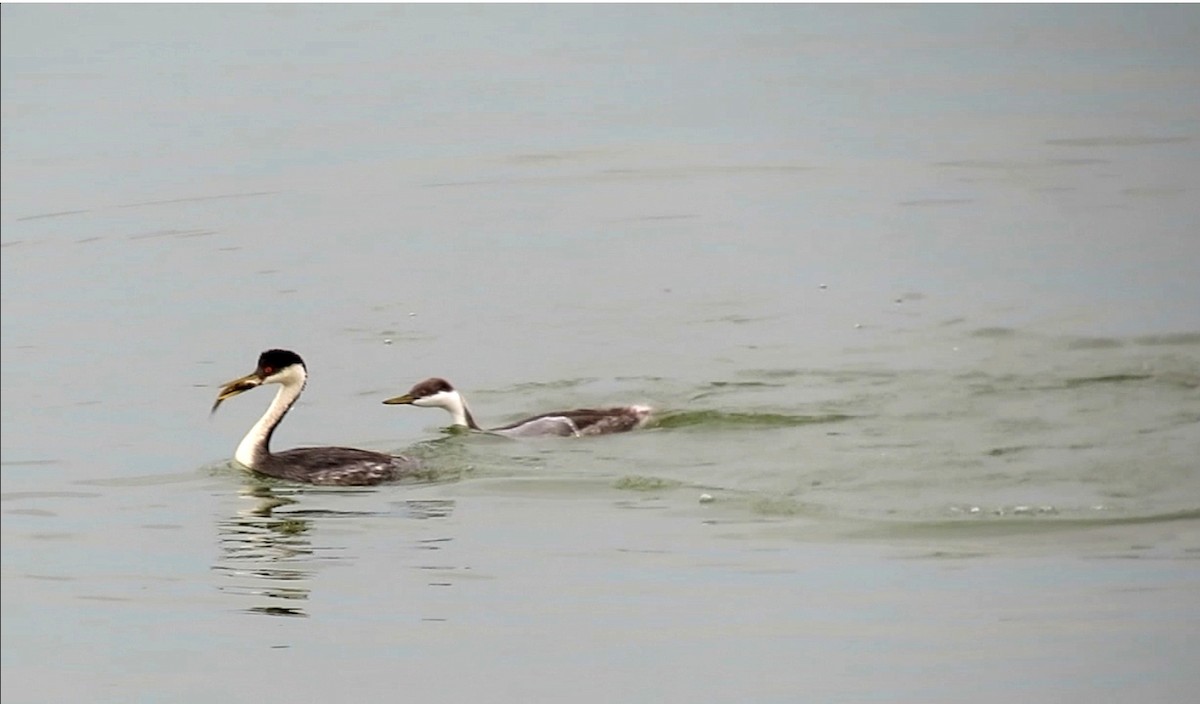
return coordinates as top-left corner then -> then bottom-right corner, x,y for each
263,366 -> 274,375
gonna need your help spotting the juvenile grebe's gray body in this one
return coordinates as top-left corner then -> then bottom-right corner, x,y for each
382,377 -> 652,438
212,349 -> 420,485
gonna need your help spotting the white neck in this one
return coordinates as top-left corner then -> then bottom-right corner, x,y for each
418,389 -> 478,429
235,367 -> 306,468
446,390 -> 473,427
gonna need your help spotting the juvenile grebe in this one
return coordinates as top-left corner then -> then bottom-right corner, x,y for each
212,349 -> 419,485
382,377 -> 652,438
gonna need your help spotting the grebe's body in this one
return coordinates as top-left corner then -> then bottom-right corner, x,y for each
212,349 -> 419,485
383,377 -> 652,438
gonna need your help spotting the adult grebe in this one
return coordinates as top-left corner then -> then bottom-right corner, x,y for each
212,349 -> 420,485
382,377 -> 653,438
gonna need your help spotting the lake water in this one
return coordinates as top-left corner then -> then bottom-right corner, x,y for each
2,4 -> 1199,702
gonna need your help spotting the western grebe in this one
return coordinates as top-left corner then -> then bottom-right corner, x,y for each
382,377 -> 653,438
212,349 -> 419,485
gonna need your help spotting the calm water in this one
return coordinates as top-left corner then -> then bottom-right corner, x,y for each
3,5 -> 1199,702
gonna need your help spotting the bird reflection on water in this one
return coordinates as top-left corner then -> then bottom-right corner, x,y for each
213,481 -> 455,618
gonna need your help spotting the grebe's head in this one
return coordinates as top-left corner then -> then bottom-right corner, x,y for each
382,377 -> 459,409
211,349 -> 307,414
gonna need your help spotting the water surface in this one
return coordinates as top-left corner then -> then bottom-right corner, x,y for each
3,5 -> 1199,702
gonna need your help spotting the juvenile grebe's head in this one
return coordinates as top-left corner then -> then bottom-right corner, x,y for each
381,377 -> 460,409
